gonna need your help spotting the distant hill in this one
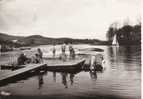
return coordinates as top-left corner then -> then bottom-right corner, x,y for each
0,33 -> 23,41
0,33 -> 108,46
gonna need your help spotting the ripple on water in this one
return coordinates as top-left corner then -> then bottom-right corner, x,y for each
0,45 -> 141,99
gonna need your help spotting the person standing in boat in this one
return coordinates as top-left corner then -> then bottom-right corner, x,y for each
52,44 -> 56,58
69,43 -> 75,59
61,43 -> 67,61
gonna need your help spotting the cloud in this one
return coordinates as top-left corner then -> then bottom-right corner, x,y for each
0,0 -> 141,40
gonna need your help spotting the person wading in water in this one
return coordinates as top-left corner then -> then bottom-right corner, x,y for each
37,48 -> 43,63
52,44 -> 56,58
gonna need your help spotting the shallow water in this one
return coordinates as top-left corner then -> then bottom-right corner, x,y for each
0,45 -> 141,99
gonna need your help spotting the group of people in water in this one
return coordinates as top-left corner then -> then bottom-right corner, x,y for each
17,48 -> 43,65
59,43 -> 75,61
17,43 -> 75,65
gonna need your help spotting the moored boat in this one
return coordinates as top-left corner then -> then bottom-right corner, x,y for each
44,58 -> 85,72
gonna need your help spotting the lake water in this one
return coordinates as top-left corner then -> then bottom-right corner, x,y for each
0,45 -> 141,99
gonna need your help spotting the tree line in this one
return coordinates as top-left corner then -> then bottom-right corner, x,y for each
106,20 -> 141,45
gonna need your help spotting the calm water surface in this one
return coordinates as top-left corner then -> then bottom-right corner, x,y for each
0,45 -> 141,99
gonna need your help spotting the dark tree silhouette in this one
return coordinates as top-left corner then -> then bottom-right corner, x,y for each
106,21 -> 141,45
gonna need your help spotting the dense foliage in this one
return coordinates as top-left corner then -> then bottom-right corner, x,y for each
106,22 -> 141,45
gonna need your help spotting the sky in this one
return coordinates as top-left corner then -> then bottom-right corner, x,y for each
0,0 -> 141,40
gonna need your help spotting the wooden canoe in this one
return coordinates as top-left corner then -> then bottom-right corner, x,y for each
44,58 -> 85,72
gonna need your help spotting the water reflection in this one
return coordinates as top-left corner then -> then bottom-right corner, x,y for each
38,73 -> 44,89
61,72 -> 68,88
53,72 -> 56,82
0,45 -> 141,99
112,46 -> 119,60
49,70 -> 98,88
108,46 -> 119,62
106,45 -> 141,71
89,70 -> 97,80
50,71 -> 78,88
69,73 -> 75,85
109,46 -> 141,61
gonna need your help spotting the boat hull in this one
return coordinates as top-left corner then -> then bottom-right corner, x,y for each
45,59 -> 85,72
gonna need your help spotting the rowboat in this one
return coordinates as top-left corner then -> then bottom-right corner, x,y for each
44,58 -> 85,72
